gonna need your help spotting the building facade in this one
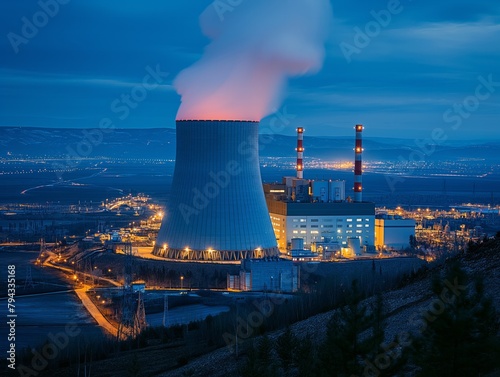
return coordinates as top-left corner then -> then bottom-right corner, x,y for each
267,200 -> 375,252
227,258 -> 299,292
375,215 -> 416,250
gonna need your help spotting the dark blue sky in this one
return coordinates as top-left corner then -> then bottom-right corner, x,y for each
1,0 -> 499,139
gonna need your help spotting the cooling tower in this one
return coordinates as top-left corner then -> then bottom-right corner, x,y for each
153,120 -> 279,261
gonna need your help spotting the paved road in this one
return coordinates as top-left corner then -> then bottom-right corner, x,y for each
43,254 -> 124,338
44,253 -> 121,287
74,284 -> 123,339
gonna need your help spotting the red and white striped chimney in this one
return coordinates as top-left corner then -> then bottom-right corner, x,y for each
296,127 -> 304,179
354,124 -> 363,202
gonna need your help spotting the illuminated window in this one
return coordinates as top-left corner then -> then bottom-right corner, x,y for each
311,231 -> 319,234
347,219 -> 353,222
357,218 -> 362,222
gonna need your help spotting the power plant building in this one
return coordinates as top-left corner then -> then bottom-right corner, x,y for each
266,193 -> 375,252
264,125 -> 375,256
227,258 -> 299,292
375,214 -> 416,250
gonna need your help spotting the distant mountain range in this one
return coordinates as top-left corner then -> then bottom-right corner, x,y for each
1,127 -> 499,162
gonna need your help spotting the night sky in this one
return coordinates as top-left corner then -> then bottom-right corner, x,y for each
1,0 -> 499,139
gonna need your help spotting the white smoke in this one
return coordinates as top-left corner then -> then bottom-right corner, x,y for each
175,0 -> 332,121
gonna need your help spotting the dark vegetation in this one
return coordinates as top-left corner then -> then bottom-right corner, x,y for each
2,236 -> 499,376
240,236 -> 500,377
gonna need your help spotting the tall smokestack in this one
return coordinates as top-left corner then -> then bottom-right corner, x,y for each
354,124 -> 363,203
296,127 -> 304,179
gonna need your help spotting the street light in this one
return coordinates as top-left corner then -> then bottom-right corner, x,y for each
180,275 -> 184,290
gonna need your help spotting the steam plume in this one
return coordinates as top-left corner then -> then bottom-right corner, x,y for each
175,0 -> 332,121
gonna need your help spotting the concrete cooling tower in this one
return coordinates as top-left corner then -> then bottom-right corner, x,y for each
153,120 -> 279,261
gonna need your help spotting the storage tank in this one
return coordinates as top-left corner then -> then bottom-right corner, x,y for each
311,180 -> 329,202
329,180 -> 345,202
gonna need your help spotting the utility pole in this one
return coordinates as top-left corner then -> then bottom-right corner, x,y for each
162,294 -> 169,327
24,266 -> 34,289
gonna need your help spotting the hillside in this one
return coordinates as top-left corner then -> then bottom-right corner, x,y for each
1,127 -> 499,162
162,243 -> 500,377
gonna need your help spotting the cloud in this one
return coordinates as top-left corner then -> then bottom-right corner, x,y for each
0,0 -> 498,139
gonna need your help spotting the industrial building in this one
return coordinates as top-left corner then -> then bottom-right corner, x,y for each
154,120 -> 279,261
266,197 -> 375,253
264,125 -> 376,257
227,258 -> 299,292
375,214 -> 416,250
